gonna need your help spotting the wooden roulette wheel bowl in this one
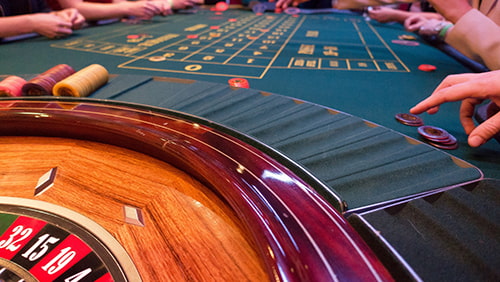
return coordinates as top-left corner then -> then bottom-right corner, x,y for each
0,98 -> 392,281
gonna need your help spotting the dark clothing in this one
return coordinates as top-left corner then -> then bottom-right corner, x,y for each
47,0 -> 113,11
0,0 -> 50,16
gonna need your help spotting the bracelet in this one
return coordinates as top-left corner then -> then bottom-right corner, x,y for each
438,23 -> 454,39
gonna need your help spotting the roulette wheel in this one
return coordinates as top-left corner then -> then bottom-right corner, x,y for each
0,98 -> 392,281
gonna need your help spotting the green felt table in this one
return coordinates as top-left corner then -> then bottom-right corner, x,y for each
0,7 -> 498,180
1,5 -> 498,202
1,7 -> 499,280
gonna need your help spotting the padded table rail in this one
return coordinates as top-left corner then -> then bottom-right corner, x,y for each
84,74 -> 483,211
348,179 -> 500,281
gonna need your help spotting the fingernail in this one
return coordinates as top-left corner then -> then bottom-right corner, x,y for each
469,135 -> 485,147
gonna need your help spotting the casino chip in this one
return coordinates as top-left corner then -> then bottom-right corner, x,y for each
418,64 -> 437,72
53,64 -> 109,97
0,76 -> 26,97
391,39 -> 420,46
398,34 -> 417,40
284,7 -> 300,15
395,113 -> 423,127
215,1 -> 228,12
149,56 -> 166,62
228,78 -> 250,88
417,125 -> 458,150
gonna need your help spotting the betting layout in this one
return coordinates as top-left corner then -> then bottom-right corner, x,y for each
51,9 -> 410,79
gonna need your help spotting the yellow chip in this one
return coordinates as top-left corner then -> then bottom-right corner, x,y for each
53,64 -> 109,97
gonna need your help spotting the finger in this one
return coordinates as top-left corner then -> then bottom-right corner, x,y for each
58,21 -> 73,30
405,22 -> 421,32
410,80 -> 488,114
468,111 -> 500,147
432,73 -> 474,93
68,10 -> 79,22
425,105 -> 440,115
459,98 -> 483,134
57,26 -> 73,35
145,3 -> 161,14
403,17 -> 418,28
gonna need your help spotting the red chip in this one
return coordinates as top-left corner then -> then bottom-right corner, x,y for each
228,18 -> 237,22
186,34 -> 199,39
228,78 -> 250,88
215,1 -> 229,12
0,76 -> 26,97
418,64 -> 437,72
127,34 -> 140,39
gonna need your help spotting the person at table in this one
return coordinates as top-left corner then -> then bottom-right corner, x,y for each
404,0 -> 500,70
366,1 -> 442,24
327,0 -> 500,70
47,0 -> 199,21
275,0 -> 416,9
0,0 -> 85,39
258,0 -> 333,9
411,70 -> 500,147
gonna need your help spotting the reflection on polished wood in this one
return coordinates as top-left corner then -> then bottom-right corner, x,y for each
0,136 -> 268,281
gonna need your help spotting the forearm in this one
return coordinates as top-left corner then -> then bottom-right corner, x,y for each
333,0 -> 416,10
57,1 -> 131,20
445,9 -> 500,70
0,15 -> 36,37
427,0 -> 472,23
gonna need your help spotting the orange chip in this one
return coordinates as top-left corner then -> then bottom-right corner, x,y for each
418,64 -> 437,72
215,1 -> 229,12
228,78 -> 250,88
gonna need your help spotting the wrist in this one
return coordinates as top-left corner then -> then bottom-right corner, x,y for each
437,22 -> 453,39
26,14 -> 38,34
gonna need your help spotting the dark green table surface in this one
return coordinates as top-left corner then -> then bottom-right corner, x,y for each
0,7 -> 498,180
1,8 -> 498,279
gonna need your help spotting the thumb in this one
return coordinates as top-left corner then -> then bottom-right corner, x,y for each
468,111 -> 500,147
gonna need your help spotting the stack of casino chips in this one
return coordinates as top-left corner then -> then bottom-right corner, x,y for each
228,78 -> 250,88
0,76 -> 27,97
53,64 -> 109,97
395,112 -> 458,150
394,113 -> 424,127
417,125 -> 458,150
22,64 -> 76,96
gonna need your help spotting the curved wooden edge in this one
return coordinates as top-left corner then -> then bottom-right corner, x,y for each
0,99 -> 393,281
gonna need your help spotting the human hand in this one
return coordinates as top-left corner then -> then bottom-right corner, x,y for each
28,13 -> 74,38
404,14 -> 430,32
368,6 -> 407,23
52,8 -> 86,30
170,0 -> 199,10
274,0 -> 309,10
413,18 -> 451,37
410,71 -> 500,147
123,1 -> 164,19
